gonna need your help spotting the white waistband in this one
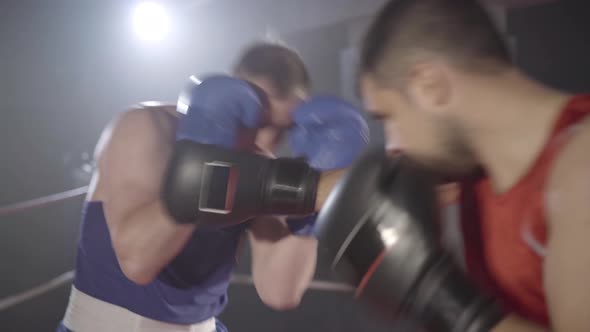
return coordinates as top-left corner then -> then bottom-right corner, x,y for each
63,286 -> 216,332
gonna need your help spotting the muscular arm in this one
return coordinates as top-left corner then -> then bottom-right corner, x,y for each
98,109 -> 195,285
246,158 -> 345,310
492,124 -> 590,332
242,168 -> 350,310
244,167 -> 344,310
248,216 -> 318,311
242,147 -> 318,310
541,122 -> 590,332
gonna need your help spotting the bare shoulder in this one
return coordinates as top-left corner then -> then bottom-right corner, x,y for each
91,105 -> 178,200
547,118 -> 590,228
95,105 -> 178,161
120,103 -> 179,136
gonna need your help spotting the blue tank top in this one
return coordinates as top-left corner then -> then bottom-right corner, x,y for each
74,201 -> 247,324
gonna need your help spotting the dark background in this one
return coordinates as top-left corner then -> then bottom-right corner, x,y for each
0,0 -> 589,331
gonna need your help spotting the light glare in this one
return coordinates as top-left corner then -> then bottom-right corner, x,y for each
380,227 -> 399,248
133,2 -> 170,42
177,76 -> 202,114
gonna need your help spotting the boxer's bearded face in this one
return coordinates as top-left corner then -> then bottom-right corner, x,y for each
361,73 -> 477,174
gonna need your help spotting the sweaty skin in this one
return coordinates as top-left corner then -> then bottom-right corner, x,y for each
89,103 -> 318,310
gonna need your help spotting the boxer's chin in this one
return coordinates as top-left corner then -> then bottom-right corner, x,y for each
390,148 -> 476,178
420,157 -> 477,178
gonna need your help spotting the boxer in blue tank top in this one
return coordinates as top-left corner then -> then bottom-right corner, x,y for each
57,42 -> 369,332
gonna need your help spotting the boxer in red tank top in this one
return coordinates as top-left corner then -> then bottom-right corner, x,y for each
461,96 -> 590,327
358,1 -> 590,331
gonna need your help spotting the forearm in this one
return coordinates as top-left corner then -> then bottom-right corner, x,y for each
249,218 -> 317,310
491,315 -> 549,332
110,199 -> 196,284
315,169 -> 347,210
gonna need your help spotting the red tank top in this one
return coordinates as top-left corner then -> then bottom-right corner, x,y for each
459,95 -> 590,327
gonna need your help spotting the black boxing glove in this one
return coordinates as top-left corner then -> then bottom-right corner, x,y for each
162,140 -> 319,226
316,148 -> 504,332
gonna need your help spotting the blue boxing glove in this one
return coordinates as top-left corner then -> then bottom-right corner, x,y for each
289,96 -> 370,170
287,96 -> 370,236
176,75 -> 266,148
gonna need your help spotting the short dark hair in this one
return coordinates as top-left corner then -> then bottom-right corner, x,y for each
233,42 -> 311,97
360,0 -> 511,82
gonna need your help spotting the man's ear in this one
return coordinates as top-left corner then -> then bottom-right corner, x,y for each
406,62 -> 452,112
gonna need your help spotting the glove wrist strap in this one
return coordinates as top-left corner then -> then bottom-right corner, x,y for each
264,158 -> 319,215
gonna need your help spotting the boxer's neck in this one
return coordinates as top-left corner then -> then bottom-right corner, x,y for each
460,71 -> 571,193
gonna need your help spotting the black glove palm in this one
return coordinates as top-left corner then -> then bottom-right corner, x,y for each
316,148 -> 503,332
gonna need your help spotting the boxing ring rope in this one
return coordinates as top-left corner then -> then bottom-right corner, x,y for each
0,271 -> 76,311
0,186 -> 89,216
0,187 -> 353,312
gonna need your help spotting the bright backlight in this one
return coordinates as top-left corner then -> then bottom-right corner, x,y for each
133,2 -> 170,42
